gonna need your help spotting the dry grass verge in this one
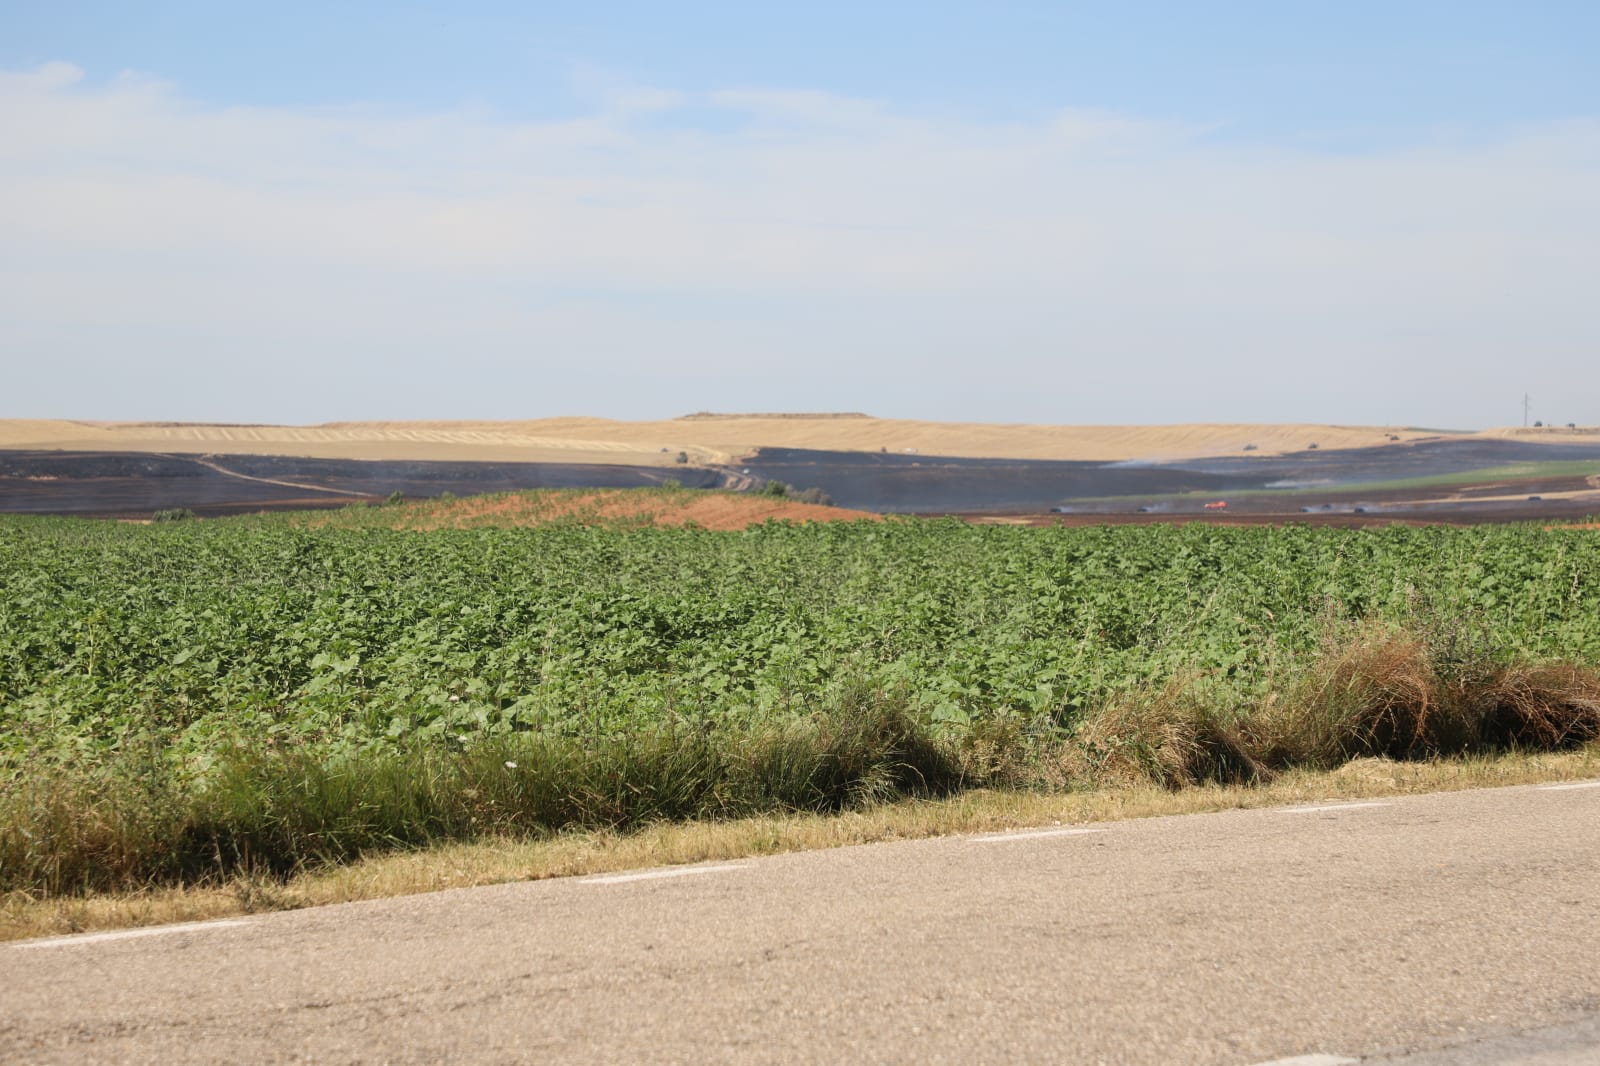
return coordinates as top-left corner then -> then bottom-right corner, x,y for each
5,746 -> 1596,944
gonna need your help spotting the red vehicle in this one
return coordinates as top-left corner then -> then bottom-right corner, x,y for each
1203,500 -> 1228,511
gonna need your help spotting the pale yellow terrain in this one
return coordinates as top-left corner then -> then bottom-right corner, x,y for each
1482,425 -> 1600,444
0,415 -> 1591,466
0,419 -> 721,467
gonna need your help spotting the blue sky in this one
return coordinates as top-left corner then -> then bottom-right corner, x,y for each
10,2 -> 1598,132
2,2 -> 1598,426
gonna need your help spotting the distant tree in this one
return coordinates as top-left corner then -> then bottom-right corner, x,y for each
761,480 -> 790,497
385,491 -> 405,506
675,451 -> 689,464
151,508 -> 195,523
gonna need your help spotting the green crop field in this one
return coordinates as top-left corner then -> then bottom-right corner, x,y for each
3,509 -> 1598,894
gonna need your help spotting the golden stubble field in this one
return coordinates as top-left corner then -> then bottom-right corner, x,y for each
5,415 -> 1587,467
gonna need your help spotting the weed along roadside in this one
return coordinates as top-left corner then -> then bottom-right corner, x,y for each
2,504 -> 1599,934
6,750 -> 1600,943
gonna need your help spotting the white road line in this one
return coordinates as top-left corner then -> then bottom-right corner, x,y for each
580,863 -> 751,886
1279,801 -> 1391,814
14,918 -> 254,950
1538,780 -> 1600,791
973,827 -> 1105,843
1248,1055 -> 1358,1066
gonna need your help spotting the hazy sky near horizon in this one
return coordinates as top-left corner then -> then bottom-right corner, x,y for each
3,2 -> 1598,428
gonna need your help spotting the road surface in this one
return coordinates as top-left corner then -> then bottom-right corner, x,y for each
4,782 -> 1599,1064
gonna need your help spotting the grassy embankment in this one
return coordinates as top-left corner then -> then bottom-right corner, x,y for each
3,497 -> 1599,937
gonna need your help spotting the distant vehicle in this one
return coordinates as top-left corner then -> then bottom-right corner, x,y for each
1242,443 -> 1258,452
1353,507 -> 1368,514
1137,506 -> 1152,513
1307,442 -> 1318,450
1203,500 -> 1228,511
1528,495 -> 1543,502
1387,434 -> 1401,441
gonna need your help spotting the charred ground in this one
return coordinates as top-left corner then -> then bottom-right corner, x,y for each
2,435 -> 1599,523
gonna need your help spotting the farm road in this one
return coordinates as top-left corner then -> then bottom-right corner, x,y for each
4,784 -> 1599,1065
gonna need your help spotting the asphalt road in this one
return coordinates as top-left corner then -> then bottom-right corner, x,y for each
4,782 -> 1599,1065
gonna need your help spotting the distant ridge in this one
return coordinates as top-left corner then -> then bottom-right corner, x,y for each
676,412 -> 873,421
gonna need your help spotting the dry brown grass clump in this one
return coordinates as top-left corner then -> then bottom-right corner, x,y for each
1048,624 -> 1600,791
1250,628 -> 1439,767
1475,663 -> 1600,750
1057,679 -> 1265,788
1270,630 -> 1600,764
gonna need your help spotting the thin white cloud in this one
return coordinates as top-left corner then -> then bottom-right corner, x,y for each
0,60 -> 84,92
1,63 -> 1597,424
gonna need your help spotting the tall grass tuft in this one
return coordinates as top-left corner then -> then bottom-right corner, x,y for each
1056,618 -> 1600,790
1055,678 -> 1266,788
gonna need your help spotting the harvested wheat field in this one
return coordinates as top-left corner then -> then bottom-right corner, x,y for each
0,415 -> 1520,465
292,488 -> 882,531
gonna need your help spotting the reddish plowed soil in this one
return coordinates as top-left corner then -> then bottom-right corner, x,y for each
304,489 -> 883,531
454,491 -> 879,530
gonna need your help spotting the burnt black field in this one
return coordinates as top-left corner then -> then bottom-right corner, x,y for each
738,439 -> 1600,515
2,436 -> 1599,520
0,452 -> 718,517
736,448 -> 1242,511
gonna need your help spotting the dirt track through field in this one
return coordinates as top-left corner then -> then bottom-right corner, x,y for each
185,456 -> 368,498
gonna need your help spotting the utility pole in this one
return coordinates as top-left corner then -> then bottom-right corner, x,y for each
1523,393 -> 1531,427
